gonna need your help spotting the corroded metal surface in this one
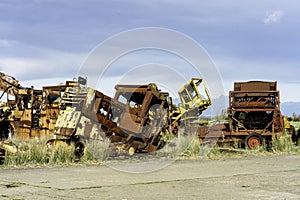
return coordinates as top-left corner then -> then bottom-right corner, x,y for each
0,72 -> 79,154
51,77 -> 211,155
0,71 -> 211,156
228,81 -> 284,136
199,81 -> 285,148
51,81 -> 172,154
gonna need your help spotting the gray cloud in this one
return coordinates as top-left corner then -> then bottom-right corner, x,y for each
0,40 -> 86,81
0,0 -> 299,102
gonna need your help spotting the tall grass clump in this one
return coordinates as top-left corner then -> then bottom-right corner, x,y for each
159,135 -> 213,159
271,134 -> 300,153
177,136 -> 194,156
177,136 -> 224,159
3,138 -> 77,166
48,142 -> 76,164
157,135 -> 195,158
4,139 -> 49,166
82,139 -> 111,162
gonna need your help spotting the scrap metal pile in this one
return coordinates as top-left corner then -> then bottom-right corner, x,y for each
1,71 -> 299,160
0,72 -> 211,158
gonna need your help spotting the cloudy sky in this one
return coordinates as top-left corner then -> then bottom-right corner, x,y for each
0,0 -> 299,103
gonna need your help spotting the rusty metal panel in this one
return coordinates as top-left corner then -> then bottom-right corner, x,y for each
118,112 -> 142,134
234,81 -> 277,92
54,109 -> 82,136
75,115 -> 105,140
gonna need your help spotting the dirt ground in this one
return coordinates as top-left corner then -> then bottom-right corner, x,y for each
0,154 -> 300,200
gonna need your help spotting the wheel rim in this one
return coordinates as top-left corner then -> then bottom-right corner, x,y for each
247,136 -> 261,148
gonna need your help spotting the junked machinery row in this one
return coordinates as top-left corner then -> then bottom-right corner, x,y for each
0,72 -> 211,158
0,71 -> 298,160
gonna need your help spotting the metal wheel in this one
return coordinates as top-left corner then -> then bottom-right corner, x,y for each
245,133 -> 263,149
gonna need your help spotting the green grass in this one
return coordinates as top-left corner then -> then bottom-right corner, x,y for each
290,121 -> 300,132
2,137 -> 111,167
158,135 -> 201,158
159,136 -> 221,159
160,133 -> 300,160
82,139 -> 111,162
2,132 -> 300,168
3,138 -> 76,166
271,134 -> 300,153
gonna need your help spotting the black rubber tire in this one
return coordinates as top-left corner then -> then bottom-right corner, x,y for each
294,129 -> 300,146
74,141 -> 85,161
245,133 -> 263,149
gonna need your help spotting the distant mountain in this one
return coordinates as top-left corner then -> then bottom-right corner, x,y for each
172,95 -> 228,117
202,95 -> 227,117
281,102 -> 300,117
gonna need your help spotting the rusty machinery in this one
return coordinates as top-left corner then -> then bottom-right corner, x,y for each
0,71 -> 211,158
47,77 -> 211,157
199,81 -> 285,148
2,71 -> 295,158
0,72 -> 79,157
170,78 -> 211,135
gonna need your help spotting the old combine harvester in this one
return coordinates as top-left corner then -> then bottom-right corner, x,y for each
47,77 -> 211,157
199,81 -> 284,148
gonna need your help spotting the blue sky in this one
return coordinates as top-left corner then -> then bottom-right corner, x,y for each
0,0 -> 299,102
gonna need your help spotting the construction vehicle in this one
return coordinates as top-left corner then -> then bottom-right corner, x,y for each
47,77 -> 211,157
199,81 -> 284,148
170,78 -> 211,135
